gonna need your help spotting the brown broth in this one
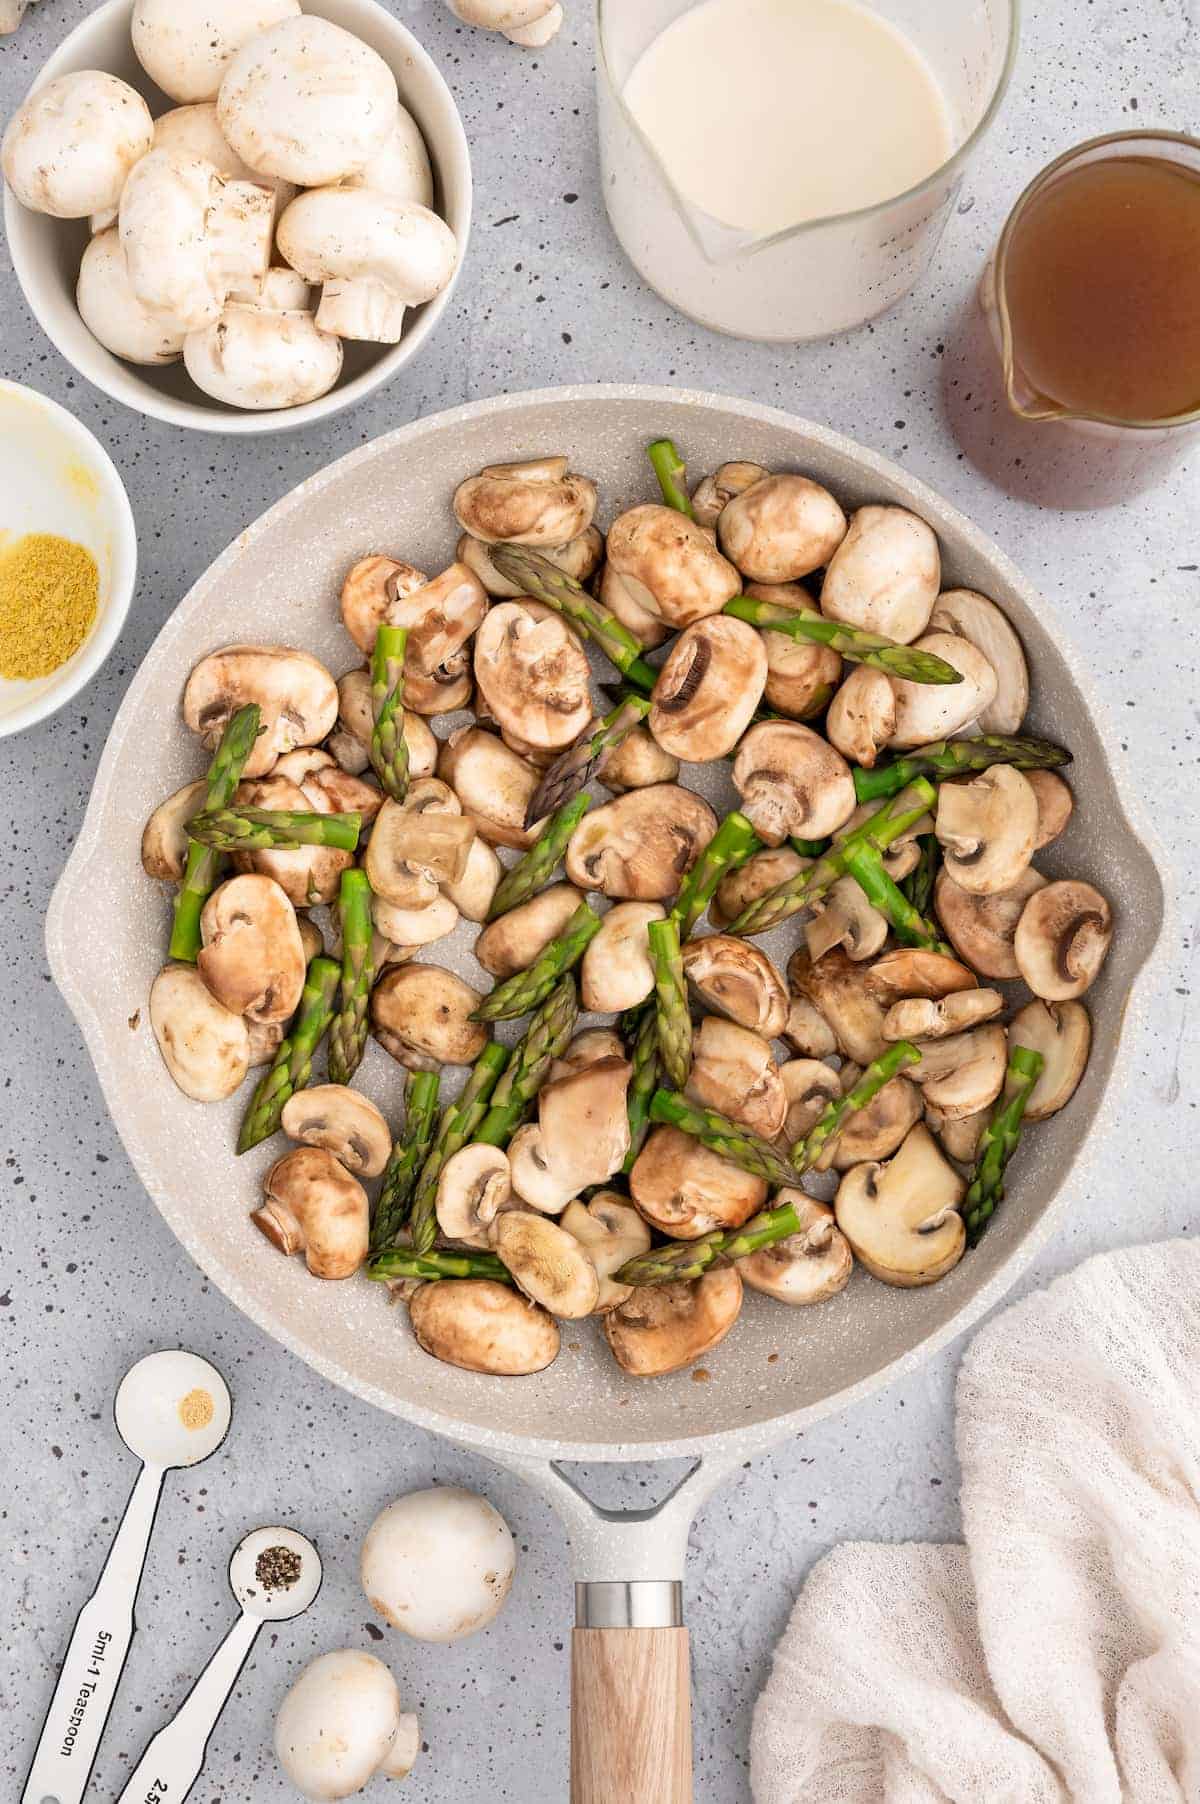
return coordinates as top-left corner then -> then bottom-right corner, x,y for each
1001,155 -> 1200,422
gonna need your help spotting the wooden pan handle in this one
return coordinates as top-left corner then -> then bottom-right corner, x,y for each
571,1626 -> 693,1804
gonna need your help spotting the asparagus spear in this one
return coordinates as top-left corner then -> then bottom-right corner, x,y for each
472,901 -> 601,1021
790,836 -> 831,859
647,1089 -> 804,1190
490,544 -> 659,693
487,793 -> 592,921
670,811 -> 762,939
647,438 -> 695,516
169,703 -> 261,963
793,1041 -> 921,1168
724,595 -> 964,686
963,1045 -> 1045,1246
852,734 -> 1072,804
648,916 -> 692,1090
371,1070 -> 441,1253
475,975 -> 579,1146
622,1004 -> 660,1173
237,956 -> 339,1153
524,696 -> 652,828
408,1042 -> 510,1255
369,622 -> 409,804
327,868 -> 375,1085
728,779 -> 938,936
184,807 -> 361,853
367,1247 -> 513,1285
841,843 -> 951,955
902,833 -> 940,918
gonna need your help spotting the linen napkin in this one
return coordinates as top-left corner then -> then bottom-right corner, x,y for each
750,1240 -> 1200,1804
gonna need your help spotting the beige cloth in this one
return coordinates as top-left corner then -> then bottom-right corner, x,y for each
751,1241 -> 1200,1804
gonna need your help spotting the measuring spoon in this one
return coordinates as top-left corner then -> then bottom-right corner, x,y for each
23,1349 -> 232,1804
116,1526 -> 322,1804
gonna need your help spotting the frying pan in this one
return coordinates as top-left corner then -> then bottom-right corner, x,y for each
47,386 -> 1165,1802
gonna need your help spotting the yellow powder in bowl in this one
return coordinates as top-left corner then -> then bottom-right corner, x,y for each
178,1387 -> 215,1432
0,532 -> 99,680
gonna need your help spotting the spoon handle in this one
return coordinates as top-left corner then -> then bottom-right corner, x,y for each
115,1613 -> 260,1804
22,1463 -> 165,1804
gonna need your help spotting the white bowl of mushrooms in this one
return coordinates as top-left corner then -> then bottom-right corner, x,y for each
1,0 -> 472,432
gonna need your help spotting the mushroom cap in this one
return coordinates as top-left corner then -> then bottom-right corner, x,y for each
778,1058 -> 842,1143
458,526 -> 602,598
183,299 -> 343,410
141,779 -> 209,880
342,101 -> 433,208
817,1069 -> 923,1171
743,582 -> 843,720
710,845 -> 808,931
782,994 -> 840,1060
864,947 -> 977,1002
926,1104 -> 989,1165
281,1085 -> 391,1178
550,1028 -> 627,1080
453,457 -> 598,547
1007,998 -> 1092,1120
439,726 -> 543,850
691,460 -> 770,528
597,559 -> 673,650
218,17 -> 397,186
732,721 -> 856,846
149,100 -> 295,196
819,505 -> 940,644
580,900 -> 665,1013
409,1279 -> 559,1375
682,935 -> 788,1039
717,473 -> 847,583
371,893 -> 459,950
183,644 -> 338,778
888,632 -> 999,748
331,668 -> 437,777
560,1192 -> 651,1313
231,774 -> 351,907
277,188 -> 458,308
436,1143 -> 513,1248
883,988 -> 1004,1042
907,1023 -> 1008,1120
77,228 -> 189,365
935,765 -> 1039,895
475,883 -> 586,979
2,71 -> 153,218
929,589 -> 1029,734
442,835 -> 503,923
119,149 -> 274,331
604,1269 -> 743,1377
473,602 -> 593,751
605,504 -> 741,628
366,795 -> 473,907
805,873 -> 889,964
1014,880 -> 1113,1001
598,724 -> 680,793
934,865 -> 1047,980
1027,770 -> 1074,850
133,0 -> 301,104
362,1486 -> 516,1643
149,964 -> 249,1102
340,555 -> 429,655
274,1648 -> 401,1802
787,947 -> 887,1065
371,964 -> 488,1070
276,749 -> 382,823
835,1123 -> 965,1287
198,873 -> 306,1024
508,1059 -> 633,1214
825,664 -> 897,768
565,784 -> 717,901
739,1195 -> 853,1306
630,1125 -> 767,1239
491,1210 -> 601,1318
649,616 -> 768,762
254,1146 -> 369,1280
685,1016 -> 787,1139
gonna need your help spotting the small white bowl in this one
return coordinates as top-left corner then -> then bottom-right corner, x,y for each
3,0 -> 473,435
0,379 -> 137,736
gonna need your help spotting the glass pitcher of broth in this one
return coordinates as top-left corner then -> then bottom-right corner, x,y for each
596,0 -> 1017,341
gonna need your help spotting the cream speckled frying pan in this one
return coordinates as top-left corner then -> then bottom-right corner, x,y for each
47,386 -> 1166,1803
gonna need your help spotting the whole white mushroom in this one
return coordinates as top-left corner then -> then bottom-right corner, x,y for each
133,0 -> 302,104
77,229 -> 188,365
184,266 -> 343,409
361,1487 -> 515,1643
275,1650 -> 419,1800
119,148 -> 274,332
2,71 -> 153,219
446,0 -> 565,47
277,188 -> 458,344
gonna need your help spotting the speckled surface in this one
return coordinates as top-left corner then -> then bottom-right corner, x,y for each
1,4 -> 1196,1801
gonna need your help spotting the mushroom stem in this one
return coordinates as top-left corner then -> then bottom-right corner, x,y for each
647,1089 -> 803,1190
646,438 -> 694,517
408,1042 -> 511,1255
852,733 -> 1072,804
372,1070 -> 441,1252
490,545 -> 659,692
475,976 -> 579,1146
369,624 -> 410,804
963,1044 -> 1045,1245
368,1246 -> 512,1284
472,902 -> 601,1021
793,1041 -> 922,1168
841,844 -> 951,955
487,793 -> 592,921
902,833 -> 940,917
648,917 -> 692,1090
168,703 -> 261,962
670,810 -> 762,939
237,957 -> 340,1153
185,806 -> 362,852
621,1005 -> 661,1173
724,595 -> 964,686
328,869 -> 376,1085
524,696 -> 652,828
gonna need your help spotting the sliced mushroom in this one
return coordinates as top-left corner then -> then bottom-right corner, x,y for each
141,780 -> 209,880
929,589 -> 1028,733
565,785 -> 717,901
453,457 -> 597,547
596,560 -> 673,650
245,1018 -> 284,1068
604,505 -> 741,628
409,1280 -> 559,1375
741,582 -> 843,720
778,1059 -> 842,1143
1007,998 -> 1092,1119
888,633 -> 998,748
372,893 -> 459,949
507,1058 -> 632,1214
907,1023 -> 1008,1120
598,724 -> 680,793
329,667 -> 437,780
473,602 -> 592,752
549,1028 -> 627,1081
682,935 -> 788,1039
690,460 -> 769,527
281,1085 -> 391,1177
442,836 -> 502,923
835,1123 -> 965,1287
738,1195 -> 853,1306
788,947 -> 887,1065
1014,880 -> 1113,1001
365,796 -> 474,906
475,884 -> 586,979
490,1211 -> 600,1319
274,747 -> 383,823
297,916 -> 325,963
825,666 -> 897,768
782,994 -> 839,1059
732,721 -> 856,846
815,1067 -> 922,1172
819,506 -> 940,644
925,1104 -> 988,1165
340,554 -> 428,654
439,727 -> 543,850
603,1269 -> 743,1377
935,766 -> 1038,895
805,874 -> 889,964
252,1146 -> 369,1280
436,1144 -> 513,1248
149,964 -> 249,1101
457,526 -> 602,597
371,965 -> 488,1070
385,563 -> 488,716
686,1017 -> 787,1139
560,1192 -> 651,1313
934,866 -> 1047,980
580,901 -> 665,1013
197,873 -> 305,1024
232,774 -> 351,907
865,948 -> 977,1004
649,617 -> 767,762
883,988 -> 1004,1042
717,473 -> 847,583
710,846 -> 808,932
630,1126 -> 767,1239
1027,770 -> 1074,850
182,644 -> 338,779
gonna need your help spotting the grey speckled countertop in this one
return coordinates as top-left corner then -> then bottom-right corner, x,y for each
1,4 -> 1196,1800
